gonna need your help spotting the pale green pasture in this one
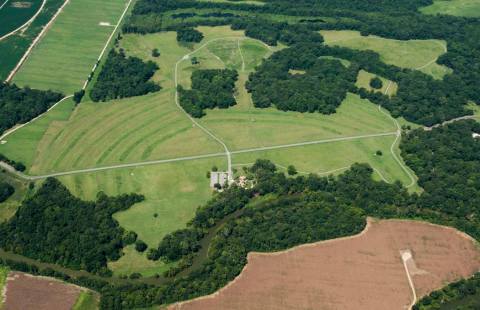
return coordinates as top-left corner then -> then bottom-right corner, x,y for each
27,91 -> 223,174
58,157 -> 225,247
233,135 -> 412,185
420,0 -> 480,17
13,0 -> 128,94
321,30 -> 451,79
356,70 -> 398,96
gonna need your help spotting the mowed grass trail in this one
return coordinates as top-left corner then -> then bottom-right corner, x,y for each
13,0 -> 128,94
321,30 -> 451,79
420,0 -> 480,17
59,157 -> 225,275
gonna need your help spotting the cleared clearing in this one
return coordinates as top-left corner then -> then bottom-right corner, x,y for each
321,30 -> 451,79
3,272 -> 81,310
172,219 -> 480,310
356,70 -> 398,96
420,0 -> 480,17
58,157 -> 226,249
12,0 -> 128,94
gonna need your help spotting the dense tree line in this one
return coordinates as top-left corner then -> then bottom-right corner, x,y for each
176,27 -> 204,43
0,182 -> 14,202
247,48 -> 357,114
0,82 -> 63,135
90,49 -> 160,102
123,0 -> 480,126
0,178 -> 144,274
178,69 -> 238,117
415,272 -> 480,310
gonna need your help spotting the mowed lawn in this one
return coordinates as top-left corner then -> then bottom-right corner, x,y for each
233,135 -> 413,187
420,0 -> 480,17
320,30 -> 451,79
58,157 -> 225,275
27,90 -> 224,175
356,70 -> 398,96
12,0 -> 128,94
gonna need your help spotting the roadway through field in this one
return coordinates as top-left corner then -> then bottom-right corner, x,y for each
0,0 -> 47,42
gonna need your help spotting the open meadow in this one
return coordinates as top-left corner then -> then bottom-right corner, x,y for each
12,0 -> 128,94
58,157 -> 226,275
171,219 -> 480,310
321,30 -> 451,79
420,0 -> 480,17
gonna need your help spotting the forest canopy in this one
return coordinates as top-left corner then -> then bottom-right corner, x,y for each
90,49 -> 161,102
0,83 -> 63,135
178,69 -> 238,117
0,178 -> 144,275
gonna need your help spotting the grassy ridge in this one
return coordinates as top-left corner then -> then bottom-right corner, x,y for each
13,0 -> 127,94
321,30 -> 451,79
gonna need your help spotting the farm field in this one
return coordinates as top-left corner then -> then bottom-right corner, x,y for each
3,272 -> 82,310
12,0 -> 128,94
0,0 -> 64,80
0,0 -> 43,38
172,219 -> 480,310
321,30 -> 451,79
58,157 -> 225,257
420,0 -> 480,17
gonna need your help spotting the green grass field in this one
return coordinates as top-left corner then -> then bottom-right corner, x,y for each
72,291 -> 99,310
12,0 -> 128,94
58,157 -> 226,275
0,0 -> 43,37
356,70 -> 398,96
0,170 -> 35,223
321,30 -> 451,79
0,0 -> 64,80
0,264 -> 8,307
420,0 -> 480,17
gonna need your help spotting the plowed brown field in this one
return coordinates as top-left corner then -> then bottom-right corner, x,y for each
171,219 -> 480,310
3,272 -> 81,310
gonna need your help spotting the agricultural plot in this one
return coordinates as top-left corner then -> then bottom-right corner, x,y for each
0,170 -> 34,223
321,30 -> 451,79
420,0 -> 480,17
0,265 -> 7,307
72,291 -> 98,310
0,0 -> 64,80
172,219 -> 480,310
3,272 -> 82,310
0,0 -> 43,38
12,0 -> 128,94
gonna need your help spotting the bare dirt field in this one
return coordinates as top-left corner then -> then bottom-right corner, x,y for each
171,219 -> 480,310
3,272 -> 81,310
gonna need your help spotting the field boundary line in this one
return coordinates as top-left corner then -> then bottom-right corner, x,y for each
0,95 -> 73,141
81,0 -> 134,90
5,0 -> 70,82
0,0 -> 46,42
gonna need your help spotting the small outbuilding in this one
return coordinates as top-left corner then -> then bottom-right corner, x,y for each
210,171 -> 229,188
